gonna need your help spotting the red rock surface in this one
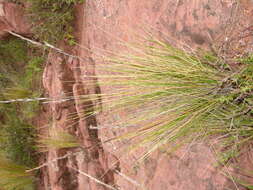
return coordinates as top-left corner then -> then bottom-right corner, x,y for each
0,1 -> 30,38
83,0 -> 253,190
42,0 -> 253,189
2,0 -> 253,189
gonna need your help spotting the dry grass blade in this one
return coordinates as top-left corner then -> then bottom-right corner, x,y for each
69,166 -> 118,190
114,170 -> 147,190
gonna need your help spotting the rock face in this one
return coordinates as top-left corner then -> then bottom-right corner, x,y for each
0,2 -> 30,38
38,0 -> 253,189
41,48 -> 119,190
2,0 -> 253,190
83,0 -> 253,190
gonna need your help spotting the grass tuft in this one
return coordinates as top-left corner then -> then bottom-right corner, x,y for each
91,38 -> 253,162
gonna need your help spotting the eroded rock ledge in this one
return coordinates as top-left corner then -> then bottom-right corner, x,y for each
0,1 -> 30,38
41,43 -> 119,190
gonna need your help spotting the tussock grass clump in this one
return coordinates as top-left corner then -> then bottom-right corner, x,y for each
90,39 -> 253,161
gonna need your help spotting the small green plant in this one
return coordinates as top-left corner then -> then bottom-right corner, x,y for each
26,0 -> 84,44
0,37 -> 43,170
0,37 -> 28,66
0,110 -> 37,167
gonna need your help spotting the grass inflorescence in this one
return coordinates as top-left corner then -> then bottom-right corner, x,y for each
37,126 -> 80,152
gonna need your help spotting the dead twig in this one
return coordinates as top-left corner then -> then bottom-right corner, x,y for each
69,166 -> 118,190
26,151 -> 84,173
6,31 -> 87,61
114,169 -> 147,190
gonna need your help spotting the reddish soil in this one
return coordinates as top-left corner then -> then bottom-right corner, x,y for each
1,1 -> 253,190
